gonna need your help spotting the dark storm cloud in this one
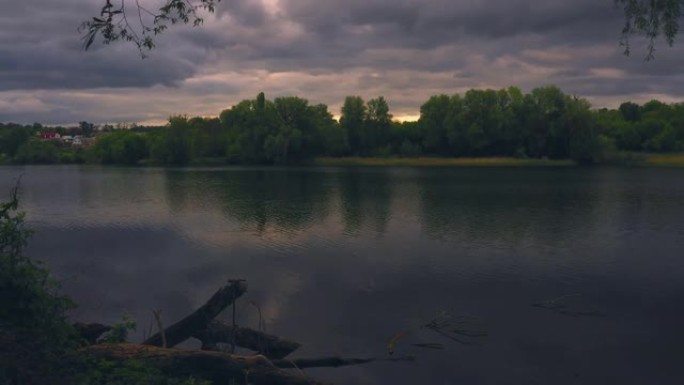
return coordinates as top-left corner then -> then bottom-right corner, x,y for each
1,0 -> 683,124
0,0 -> 207,91
279,0 -> 621,48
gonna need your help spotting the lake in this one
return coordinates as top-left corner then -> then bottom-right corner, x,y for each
2,165 -> 683,385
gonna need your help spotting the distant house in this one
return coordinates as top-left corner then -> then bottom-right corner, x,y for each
39,131 -> 61,140
75,137 -> 95,148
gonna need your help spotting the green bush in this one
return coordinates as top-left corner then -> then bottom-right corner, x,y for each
0,188 -> 79,384
14,140 -> 59,164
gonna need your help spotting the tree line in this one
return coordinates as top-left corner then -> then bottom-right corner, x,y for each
2,86 -> 684,166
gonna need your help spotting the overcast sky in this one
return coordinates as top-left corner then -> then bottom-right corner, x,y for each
1,0 -> 683,125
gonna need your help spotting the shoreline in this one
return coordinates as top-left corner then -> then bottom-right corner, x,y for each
313,157 -> 575,167
3,153 -> 684,168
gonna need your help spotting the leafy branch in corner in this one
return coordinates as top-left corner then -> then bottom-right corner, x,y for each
79,0 -> 222,57
616,0 -> 681,60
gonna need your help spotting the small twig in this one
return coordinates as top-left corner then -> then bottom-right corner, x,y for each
387,330 -> 409,355
230,280 -> 239,354
250,301 -> 266,355
152,309 -> 166,348
285,359 -> 307,377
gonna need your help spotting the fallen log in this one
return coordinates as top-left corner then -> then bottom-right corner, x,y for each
143,279 -> 247,348
80,343 -> 330,385
194,321 -> 301,359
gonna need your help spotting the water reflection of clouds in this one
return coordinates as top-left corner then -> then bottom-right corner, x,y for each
7,165 -> 684,384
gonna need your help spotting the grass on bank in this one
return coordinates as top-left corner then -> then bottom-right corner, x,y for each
641,153 -> 684,167
314,156 -> 576,167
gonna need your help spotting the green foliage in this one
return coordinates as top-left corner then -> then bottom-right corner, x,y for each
15,139 -> 60,164
94,131 -> 149,165
73,357 -> 212,385
0,188 -> 79,384
150,116 -> 192,166
419,95 -> 451,155
80,0 -> 222,57
0,124 -> 32,158
221,93 -> 333,164
59,148 -> 89,164
101,315 -> 137,344
340,96 -> 367,155
5,85 -> 684,166
399,139 -> 422,157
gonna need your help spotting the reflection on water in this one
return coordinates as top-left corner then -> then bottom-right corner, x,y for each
2,165 -> 684,385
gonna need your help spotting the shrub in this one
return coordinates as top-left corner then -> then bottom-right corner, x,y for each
0,186 -> 79,384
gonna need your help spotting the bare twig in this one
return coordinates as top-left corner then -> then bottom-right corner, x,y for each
152,309 -> 166,348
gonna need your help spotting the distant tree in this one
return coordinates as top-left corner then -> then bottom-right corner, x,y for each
268,96 -> 310,163
364,97 -> 392,155
523,86 -> 568,158
564,97 -> 601,163
15,140 -> 59,164
221,93 -> 334,164
0,125 -> 32,158
340,96 -> 367,155
221,96 -> 280,164
93,130 -> 148,165
419,95 -> 451,155
79,121 -> 96,137
309,104 -> 343,156
150,115 -> 192,165
619,101 -> 642,122
188,117 -> 225,158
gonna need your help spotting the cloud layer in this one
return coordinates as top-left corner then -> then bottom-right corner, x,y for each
1,0 -> 683,125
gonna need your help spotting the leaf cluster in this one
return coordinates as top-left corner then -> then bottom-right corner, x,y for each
79,0 -> 222,57
617,0 -> 681,59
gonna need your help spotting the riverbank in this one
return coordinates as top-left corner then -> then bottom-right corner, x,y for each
641,154 -> 684,167
315,157 -> 576,167
5,153 -> 684,168
315,153 -> 684,168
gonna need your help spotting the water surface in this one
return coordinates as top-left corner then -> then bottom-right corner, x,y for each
1,165 -> 683,385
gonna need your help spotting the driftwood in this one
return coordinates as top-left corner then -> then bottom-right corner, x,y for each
194,321 -> 301,359
76,279 -> 410,384
80,343 -> 330,385
143,280 -> 247,347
